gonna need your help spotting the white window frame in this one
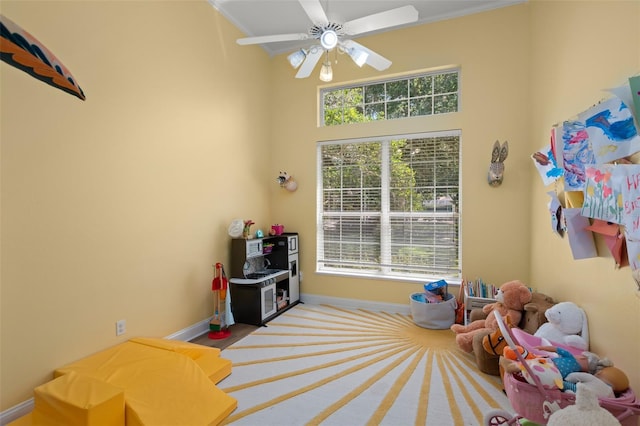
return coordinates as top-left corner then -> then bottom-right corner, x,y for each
316,130 -> 462,283
320,68 -> 460,127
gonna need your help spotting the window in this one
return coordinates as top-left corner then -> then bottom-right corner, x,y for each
317,131 -> 461,281
321,69 -> 459,126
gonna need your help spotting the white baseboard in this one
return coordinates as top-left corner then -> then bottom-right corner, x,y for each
164,317 -> 212,341
0,293 -> 410,424
300,293 -> 411,315
0,398 -> 33,425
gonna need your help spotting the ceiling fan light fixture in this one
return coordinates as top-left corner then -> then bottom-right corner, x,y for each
287,49 -> 307,69
319,61 -> 333,82
348,48 -> 369,67
320,29 -> 338,50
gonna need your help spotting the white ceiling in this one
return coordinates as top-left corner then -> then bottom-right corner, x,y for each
209,0 -> 527,56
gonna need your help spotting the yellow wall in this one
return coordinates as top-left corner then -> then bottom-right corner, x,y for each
0,0 -> 273,409
1,0 -> 639,413
528,0 -> 640,398
270,4 -> 533,301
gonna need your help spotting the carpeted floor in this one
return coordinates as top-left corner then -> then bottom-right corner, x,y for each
217,304 -> 513,426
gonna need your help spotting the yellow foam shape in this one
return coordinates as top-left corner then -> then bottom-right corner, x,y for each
130,337 -> 231,383
32,371 -> 125,426
55,341 -> 237,425
130,336 -> 221,359
197,351 -> 233,383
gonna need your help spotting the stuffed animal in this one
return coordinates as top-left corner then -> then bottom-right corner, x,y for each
534,302 -> 589,351
482,292 -> 555,356
450,280 -> 532,352
547,384 -> 621,426
520,292 -> 555,334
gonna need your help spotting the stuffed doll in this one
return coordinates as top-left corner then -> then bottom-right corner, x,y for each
450,280 -> 532,352
500,344 -> 622,398
534,301 -> 589,351
566,366 -> 630,398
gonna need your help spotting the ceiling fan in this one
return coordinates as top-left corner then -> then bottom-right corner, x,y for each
236,0 -> 419,81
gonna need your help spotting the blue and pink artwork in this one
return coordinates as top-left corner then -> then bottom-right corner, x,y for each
556,121 -> 595,191
578,97 -> 640,164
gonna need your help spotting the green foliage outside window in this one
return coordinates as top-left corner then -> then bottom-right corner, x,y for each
322,70 -> 459,126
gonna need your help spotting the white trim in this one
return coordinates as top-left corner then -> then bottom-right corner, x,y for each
300,293 -> 411,315
0,398 -> 33,425
317,131 -> 462,279
163,317 -> 212,341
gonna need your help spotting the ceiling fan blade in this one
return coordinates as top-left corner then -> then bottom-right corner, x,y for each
295,48 -> 324,79
343,5 -> 419,36
237,33 -> 309,45
298,0 -> 328,26
341,40 -> 391,71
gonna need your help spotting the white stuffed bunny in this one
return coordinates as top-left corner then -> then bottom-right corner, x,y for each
534,301 -> 589,350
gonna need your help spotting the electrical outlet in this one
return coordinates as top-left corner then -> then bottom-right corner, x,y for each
116,319 -> 126,336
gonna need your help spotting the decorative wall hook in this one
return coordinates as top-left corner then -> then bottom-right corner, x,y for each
488,140 -> 509,187
277,171 -> 298,192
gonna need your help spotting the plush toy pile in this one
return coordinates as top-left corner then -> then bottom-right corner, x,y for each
450,280 -> 532,352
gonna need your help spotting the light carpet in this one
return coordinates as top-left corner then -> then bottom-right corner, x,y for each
218,304 -> 513,426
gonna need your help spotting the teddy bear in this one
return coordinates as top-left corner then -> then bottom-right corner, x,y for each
450,280 -> 532,352
534,301 -> 589,351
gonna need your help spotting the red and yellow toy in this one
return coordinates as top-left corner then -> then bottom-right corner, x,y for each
209,262 -> 231,340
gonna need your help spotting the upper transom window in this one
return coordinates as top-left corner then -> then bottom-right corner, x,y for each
321,69 -> 459,126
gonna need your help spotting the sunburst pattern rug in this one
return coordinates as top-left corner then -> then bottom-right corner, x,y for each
218,304 -> 513,426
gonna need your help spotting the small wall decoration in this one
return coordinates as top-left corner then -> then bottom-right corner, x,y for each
277,171 -> 297,192
487,140 -> 509,187
0,14 -> 85,100
547,191 -> 564,236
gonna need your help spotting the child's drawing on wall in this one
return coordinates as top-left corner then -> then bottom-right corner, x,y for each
620,164 -> 640,240
578,97 -> 640,164
558,121 -> 595,191
532,142 -> 562,186
581,164 -> 624,224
